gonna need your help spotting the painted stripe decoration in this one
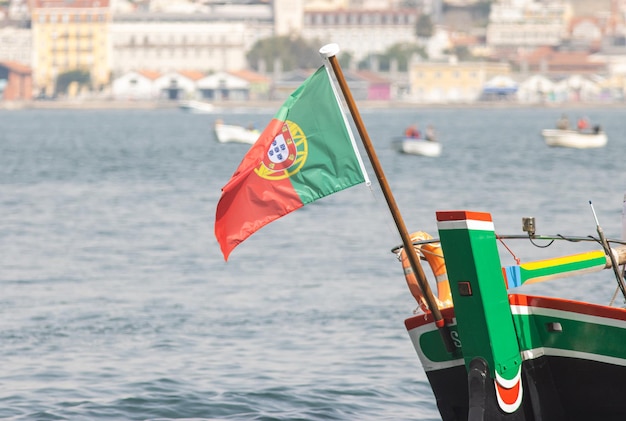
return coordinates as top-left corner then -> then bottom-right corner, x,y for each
510,294 -> 626,321
510,304 -> 626,328
495,368 -> 523,413
436,210 -> 494,231
511,295 -> 626,365
503,250 -> 607,288
521,347 -> 626,367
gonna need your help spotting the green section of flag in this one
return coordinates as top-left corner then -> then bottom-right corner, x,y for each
274,66 -> 365,205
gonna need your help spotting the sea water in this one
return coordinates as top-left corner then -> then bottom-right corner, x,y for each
1,106 -> 626,420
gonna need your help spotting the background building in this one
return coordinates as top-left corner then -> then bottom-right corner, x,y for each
0,61 -> 33,101
0,27 -> 32,66
31,0 -> 112,97
302,9 -> 420,62
409,58 -> 511,103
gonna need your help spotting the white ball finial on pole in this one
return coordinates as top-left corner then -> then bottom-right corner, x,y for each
319,43 -> 340,59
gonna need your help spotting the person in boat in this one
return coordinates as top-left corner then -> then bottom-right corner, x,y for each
577,116 -> 590,132
556,114 -> 569,130
405,124 -> 420,139
425,125 -> 437,142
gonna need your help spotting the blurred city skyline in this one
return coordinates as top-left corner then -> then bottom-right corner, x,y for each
2,0 -> 626,104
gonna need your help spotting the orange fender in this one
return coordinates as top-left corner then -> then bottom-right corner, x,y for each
399,231 -> 453,312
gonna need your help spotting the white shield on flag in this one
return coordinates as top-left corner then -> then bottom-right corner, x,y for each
262,123 -> 297,172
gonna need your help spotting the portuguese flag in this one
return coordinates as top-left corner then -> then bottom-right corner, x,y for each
215,66 -> 368,260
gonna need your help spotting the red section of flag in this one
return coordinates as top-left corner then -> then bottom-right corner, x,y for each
215,119 -> 304,261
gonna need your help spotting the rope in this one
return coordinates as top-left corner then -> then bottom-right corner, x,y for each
497,235 -> 521,265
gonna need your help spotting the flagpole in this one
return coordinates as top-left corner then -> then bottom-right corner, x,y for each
319,44 -> 455,353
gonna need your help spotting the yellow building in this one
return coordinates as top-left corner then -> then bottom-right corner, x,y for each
409,59 -> 511,103
31,0 -> 111,97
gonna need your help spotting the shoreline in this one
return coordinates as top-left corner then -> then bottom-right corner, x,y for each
2,99 -> 626,111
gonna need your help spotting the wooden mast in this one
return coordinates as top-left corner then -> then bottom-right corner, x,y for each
319,44 -> 455,352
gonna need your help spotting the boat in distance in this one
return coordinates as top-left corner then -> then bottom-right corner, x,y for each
214,120 -> 260,145
178,100 -> 216,114
541,129 -> 607,148
392,137 -> 442,157
397,210 -> 626,420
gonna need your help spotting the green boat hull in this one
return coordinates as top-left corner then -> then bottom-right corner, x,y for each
406,294 -> 626,420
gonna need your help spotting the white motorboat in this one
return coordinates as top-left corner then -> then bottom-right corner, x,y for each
214,121 -> 260,145
392,137 -> 442,157
179,100 -> 215,114
541,129 -> 607,149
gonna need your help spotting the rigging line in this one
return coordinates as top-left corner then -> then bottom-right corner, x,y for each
365,180 -> 408,250
528,234 -> 601,248
610,285 -> 619,307
609,265 -> 626,307
419,247 -> 443,260
497,235 -> 521,265
590,201 -> 626,301
528,237 -> 555,248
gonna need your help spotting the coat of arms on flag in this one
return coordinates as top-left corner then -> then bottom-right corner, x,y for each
262,122 -> 298,172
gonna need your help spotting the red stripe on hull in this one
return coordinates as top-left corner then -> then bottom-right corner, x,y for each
404,306 -> 455,331
509,294 -> 626,321
406,294 -> 626,332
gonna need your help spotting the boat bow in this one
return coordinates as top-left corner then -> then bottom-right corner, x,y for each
403,210 -> 626,420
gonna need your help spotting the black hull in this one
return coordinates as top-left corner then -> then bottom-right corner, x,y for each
426,355 -> 626,421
